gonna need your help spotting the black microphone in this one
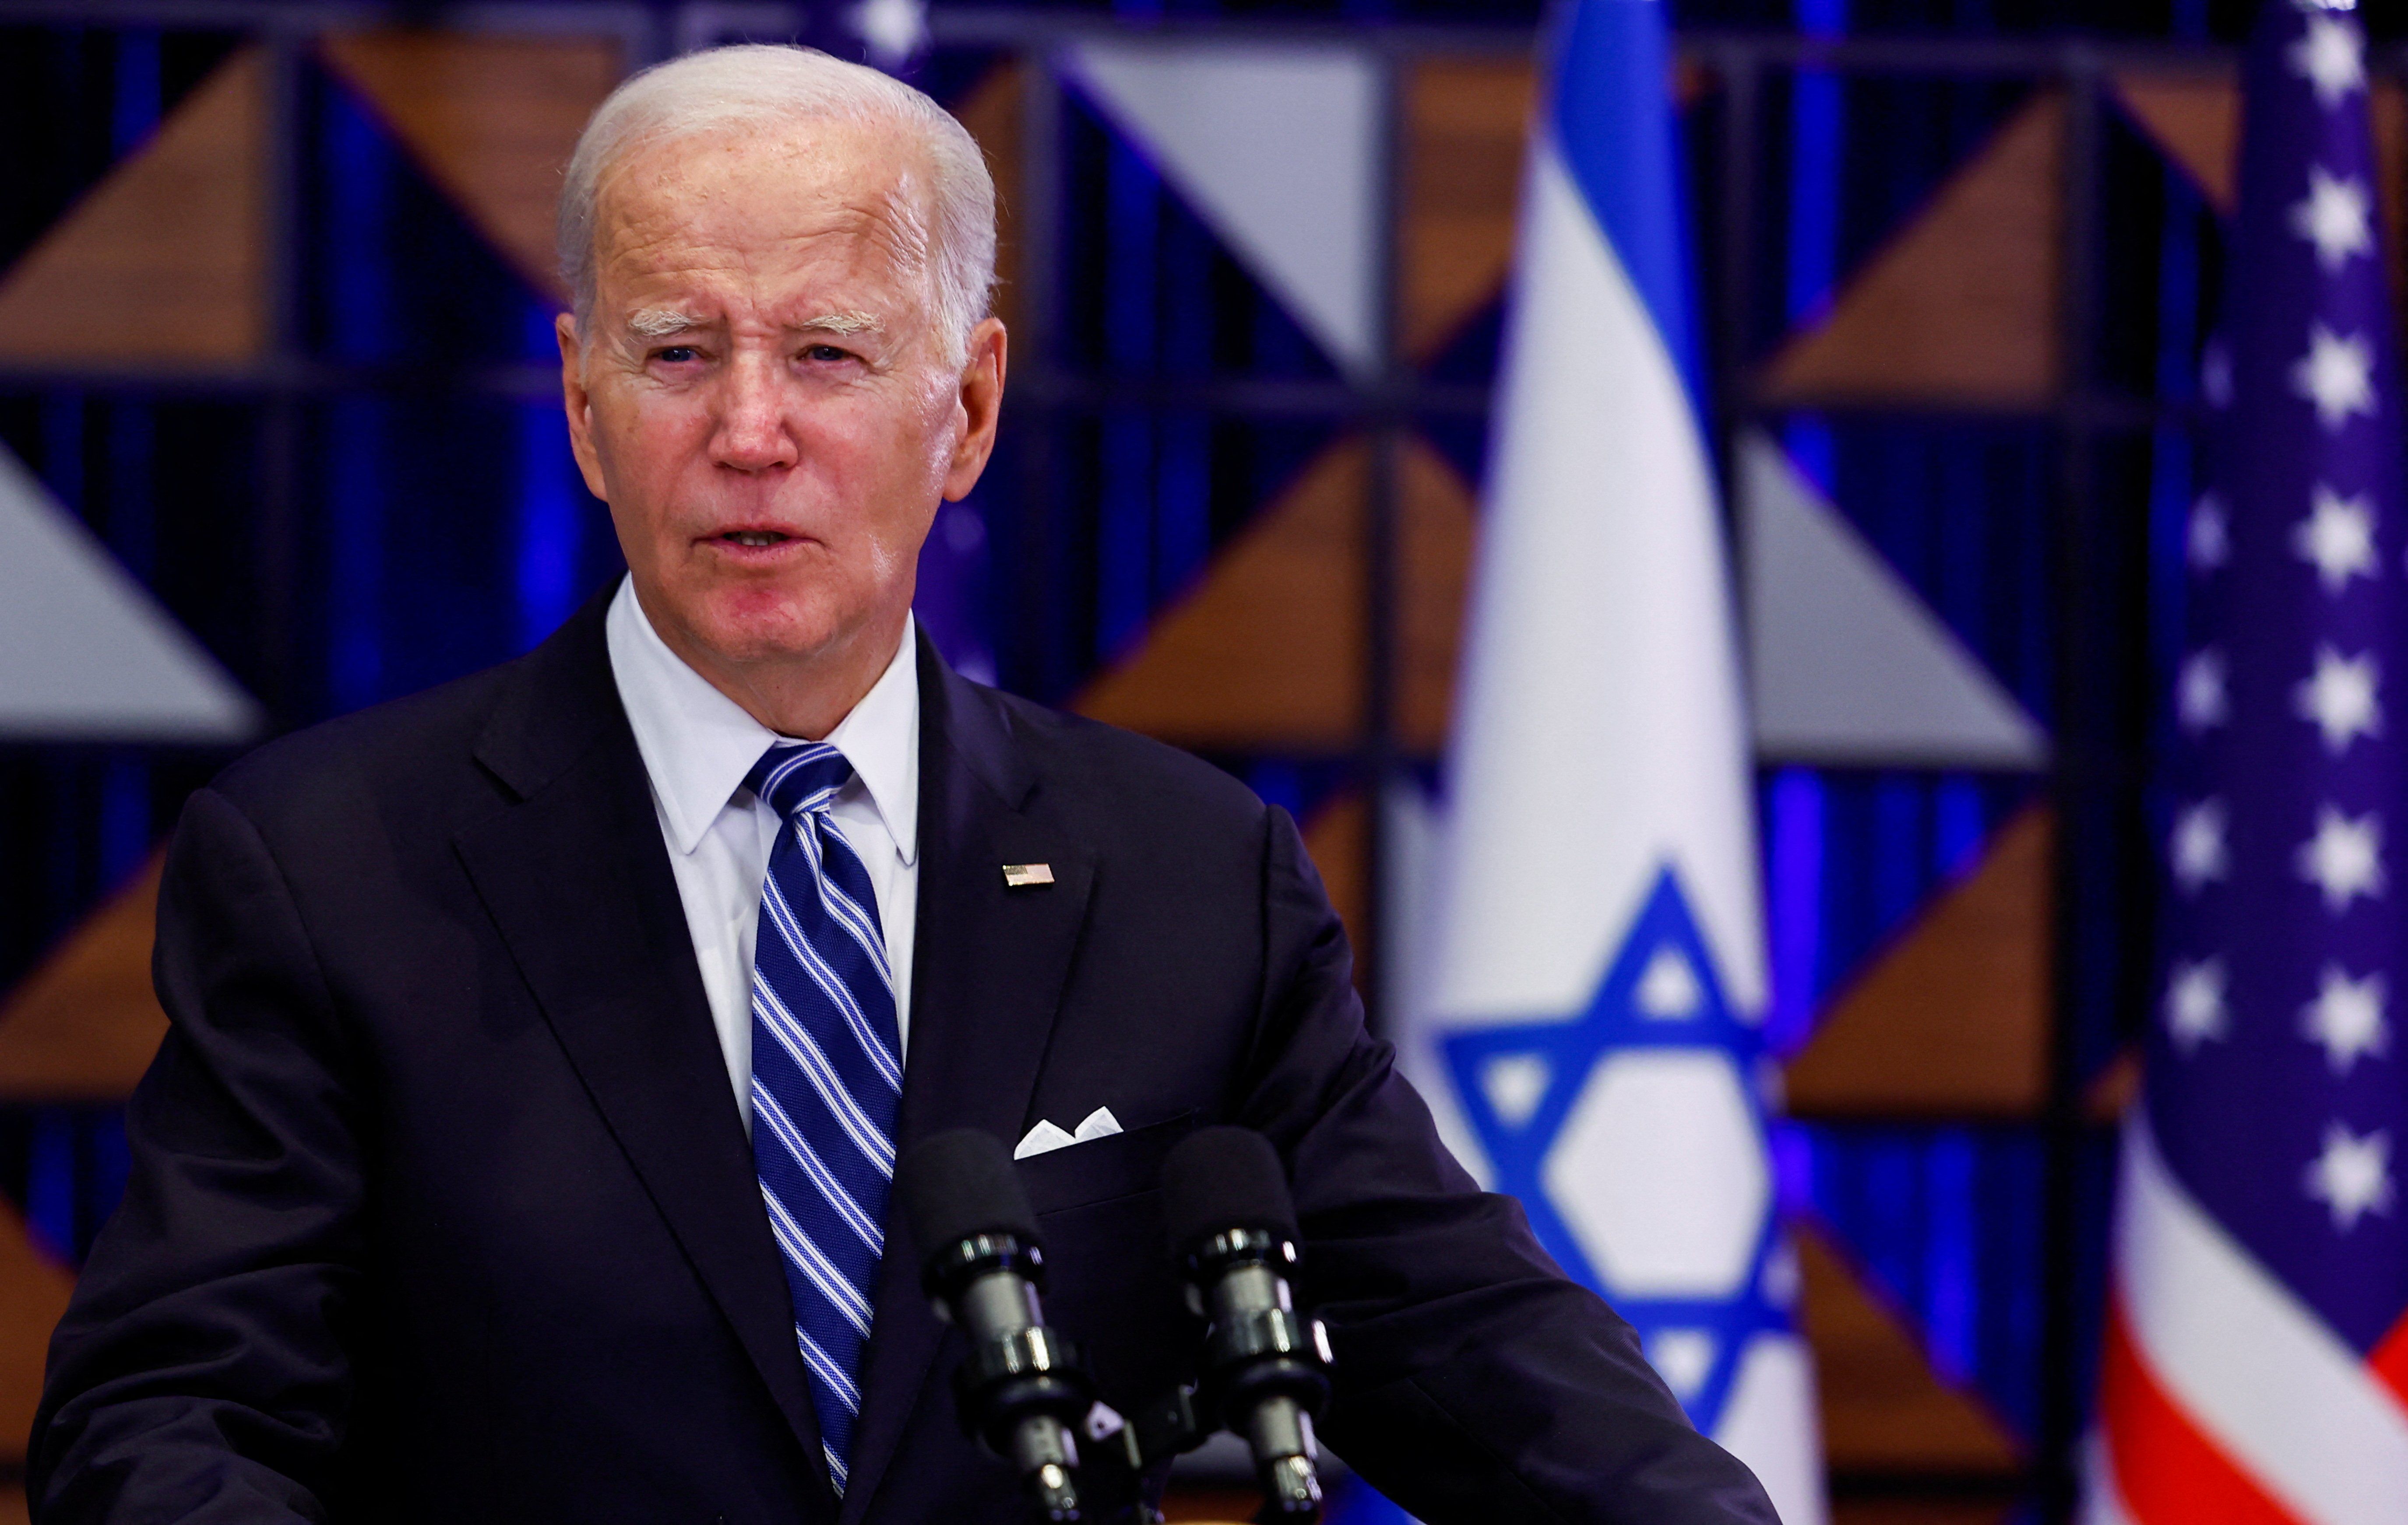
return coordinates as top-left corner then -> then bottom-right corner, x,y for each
1161,1128 -> 1334,1521
898,1129 -> 1098,1522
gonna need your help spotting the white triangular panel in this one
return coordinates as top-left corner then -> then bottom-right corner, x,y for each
1060,41 -> 1380,376
0,445 -> 260,742
1740,431 -> 2046,770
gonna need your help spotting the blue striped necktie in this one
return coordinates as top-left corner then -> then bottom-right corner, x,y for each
744,740 -> 902,1497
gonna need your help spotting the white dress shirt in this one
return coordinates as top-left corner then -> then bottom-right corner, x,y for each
604,577 -> 920,1124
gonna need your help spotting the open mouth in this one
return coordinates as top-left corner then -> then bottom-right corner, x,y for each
718,530 -> 793,548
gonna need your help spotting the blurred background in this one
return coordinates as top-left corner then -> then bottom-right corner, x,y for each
1,1 -> 2402,1521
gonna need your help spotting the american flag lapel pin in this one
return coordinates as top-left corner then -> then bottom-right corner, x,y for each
1002,863 -> 1055,889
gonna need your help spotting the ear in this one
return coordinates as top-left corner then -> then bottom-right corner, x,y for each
942,316 -> 1008,502
557,312 -> 609,502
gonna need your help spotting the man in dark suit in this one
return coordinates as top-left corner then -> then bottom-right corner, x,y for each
29,44 -> 1778,1525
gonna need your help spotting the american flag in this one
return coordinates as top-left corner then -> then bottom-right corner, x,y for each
2088,3 -> 2408,1522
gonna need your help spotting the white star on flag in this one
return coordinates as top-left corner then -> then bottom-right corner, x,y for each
2295,646 -> 2381,753
2166,957 -> 2230,1054
2189,493 -> 2231,570
2289,14 -> 2368,110
2178,649 -> 2229,734
2172,799 -> 2230,896
850,0 -> 929,66
2304,1123 -> 2392,1232
2301,965 -> 2388,1074
2297,805 -> 2385,911
2293,324 -> 2378,431
2290,165 -> 2375,272
2293,483 -> 2377,590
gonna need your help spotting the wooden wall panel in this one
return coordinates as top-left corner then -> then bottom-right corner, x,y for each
2115,74 -> 2405,323
952,61 -> 1027,343
1797,1219 -> 2024,1476
1394,442 -> 1478,754
1075,437 -> 1473,754
320,32 -> 621,303
0,854 -> 169,1102
0,48 -> 266,364
1763,94 -> 2064,411
1403,58 -> 1535,362
2113,74 -> 2239,214
1783,807 -> 2053,1119
1301,789 -> 1369,957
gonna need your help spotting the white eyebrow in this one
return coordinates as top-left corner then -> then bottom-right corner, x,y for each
798,311 -> 880,336
628,308 -> 705,339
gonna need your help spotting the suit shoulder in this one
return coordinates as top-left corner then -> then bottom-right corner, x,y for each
978,685 -> 1270,830
203,659 -> 521,832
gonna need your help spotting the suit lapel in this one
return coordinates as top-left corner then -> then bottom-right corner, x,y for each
838,640 -> 1096,1525
451,592 -> 833,1514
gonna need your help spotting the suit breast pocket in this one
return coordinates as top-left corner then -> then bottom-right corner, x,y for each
1015,1108 -> 1198,1215
1017,1110 -> 1200,1407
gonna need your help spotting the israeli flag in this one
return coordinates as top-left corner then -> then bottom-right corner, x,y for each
1400,3 -> 1825,1518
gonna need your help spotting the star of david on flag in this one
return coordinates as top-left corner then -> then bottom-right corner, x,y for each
1443,870 -> 1789,1434
1398,1 -> 1824,1518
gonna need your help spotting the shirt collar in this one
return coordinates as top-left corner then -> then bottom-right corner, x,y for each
819,609 -> 920,867
605,577 -> 920,866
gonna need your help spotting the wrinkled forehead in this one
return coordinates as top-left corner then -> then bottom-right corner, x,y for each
590,118 -> 936,305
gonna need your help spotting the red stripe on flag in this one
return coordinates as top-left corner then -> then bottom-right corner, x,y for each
2099,1296 -> 2300,1525
2369,1309 -> 2408,1416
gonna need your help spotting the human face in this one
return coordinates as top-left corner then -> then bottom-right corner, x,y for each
560,119 -> 1004,713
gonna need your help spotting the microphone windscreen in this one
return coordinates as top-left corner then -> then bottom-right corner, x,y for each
1161,1127 -> 1299,1254
898,1128 -> 1040,1254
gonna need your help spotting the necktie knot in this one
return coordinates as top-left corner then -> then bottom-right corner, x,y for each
746,741 -> 855,821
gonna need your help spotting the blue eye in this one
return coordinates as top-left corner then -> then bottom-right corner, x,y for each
804,344 -> 850,363
657,345 -> 699,364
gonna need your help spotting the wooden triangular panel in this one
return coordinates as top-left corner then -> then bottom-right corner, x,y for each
0,48 -> 266,364
2115,74 -> 2405,321
0,853 -> 169,1102
1399,58 -> 1705,365
1796,1218 -> 2023,1476
951,61 -> 1028,344
320,32 -> 621,303
1080,442 -> 1362,748
1783,806 -> 2053,1119
1395,443 -> 1477,752
1300,789 -> 1368,957
1403,58 -> 1535,362
1762,93 -> 2064,411
2112,74 -> 2238,214
2374,84 -> 2402,320
0,1202 -> 74,1466
1300,788 -> 1369,1000
1075,438 -> 1473,754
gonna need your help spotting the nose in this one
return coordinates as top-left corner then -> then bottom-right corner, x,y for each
709,352 -> 797,473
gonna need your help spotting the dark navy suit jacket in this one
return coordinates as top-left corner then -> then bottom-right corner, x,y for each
29,588 -> 1778,1524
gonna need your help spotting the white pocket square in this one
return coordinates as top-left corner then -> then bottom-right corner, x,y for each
1014,1107 -> 1123,1160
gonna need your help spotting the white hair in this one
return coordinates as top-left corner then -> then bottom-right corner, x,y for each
558,45 -> 997,365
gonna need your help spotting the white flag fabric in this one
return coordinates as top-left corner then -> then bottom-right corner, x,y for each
1399,4 -> 1825,1518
